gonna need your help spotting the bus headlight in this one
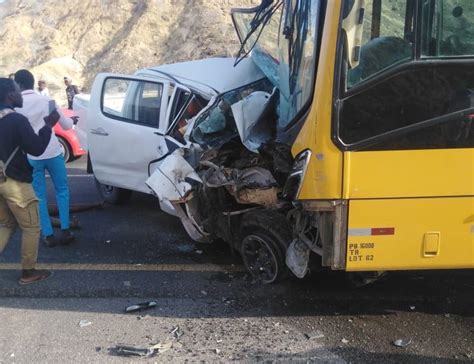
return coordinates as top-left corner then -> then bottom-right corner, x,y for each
283,149 -> 312,200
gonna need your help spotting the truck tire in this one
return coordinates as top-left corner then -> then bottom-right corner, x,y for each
94,177 -> 132,205
239,210 -> 292,284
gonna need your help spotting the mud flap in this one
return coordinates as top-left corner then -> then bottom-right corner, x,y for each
285,238 -> 310,278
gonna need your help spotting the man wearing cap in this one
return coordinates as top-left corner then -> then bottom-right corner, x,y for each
64,77 -> 79,110
0,77 -> 59,285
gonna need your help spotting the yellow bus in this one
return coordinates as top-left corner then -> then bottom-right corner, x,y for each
233,0 -> 473,281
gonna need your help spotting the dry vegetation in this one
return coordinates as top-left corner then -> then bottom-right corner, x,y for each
0,0 -> 258,105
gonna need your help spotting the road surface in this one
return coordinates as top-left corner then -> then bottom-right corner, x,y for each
0,157 -> 472,363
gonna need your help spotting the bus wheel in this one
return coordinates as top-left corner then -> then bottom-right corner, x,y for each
239,211 -> 291,284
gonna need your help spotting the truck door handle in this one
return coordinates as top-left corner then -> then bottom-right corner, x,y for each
90,128 -> 109,136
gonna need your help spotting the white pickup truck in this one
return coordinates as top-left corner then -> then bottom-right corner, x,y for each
75,55 -> 296,283
76,57 -> 266,202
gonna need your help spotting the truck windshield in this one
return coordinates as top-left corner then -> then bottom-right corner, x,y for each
232,0 -> 320,128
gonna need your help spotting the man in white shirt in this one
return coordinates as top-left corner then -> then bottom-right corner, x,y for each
37,80 -> 49,97
14,69 -> 76,247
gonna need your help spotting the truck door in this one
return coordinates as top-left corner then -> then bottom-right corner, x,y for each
335,0 -> 474,270
88,74 -> 171,194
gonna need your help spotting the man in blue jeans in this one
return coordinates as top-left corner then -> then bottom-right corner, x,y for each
15,70 -> 76,247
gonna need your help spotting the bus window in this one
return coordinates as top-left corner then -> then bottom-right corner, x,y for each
337,1 -> 474,151
347,0 -> 415,88
422,1 -> 474,57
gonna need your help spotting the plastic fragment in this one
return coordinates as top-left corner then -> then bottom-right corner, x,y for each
79,320 -> 92,328
125,301 -> 157,313
170,326 -> 184,339
393,339 -> 412,347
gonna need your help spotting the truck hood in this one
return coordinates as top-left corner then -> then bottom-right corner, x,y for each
145,57 -> 265,96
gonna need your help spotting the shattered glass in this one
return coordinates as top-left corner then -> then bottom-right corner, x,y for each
190,78 -> 274,148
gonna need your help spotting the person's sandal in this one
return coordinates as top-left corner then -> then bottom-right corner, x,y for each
18,269 -> 53,286
43,235 -> 57,248
60,229 -> 75,245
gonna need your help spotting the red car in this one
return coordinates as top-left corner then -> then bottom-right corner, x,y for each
53,108 -> 86,162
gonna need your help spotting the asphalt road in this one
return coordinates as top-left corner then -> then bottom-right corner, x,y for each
0,157 -> 472,363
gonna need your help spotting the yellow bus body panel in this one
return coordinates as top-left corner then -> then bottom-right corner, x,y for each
346,197 -> 474,271
344,149 -> 474,270
292,0 -> 344,200
343,149 -> 474,199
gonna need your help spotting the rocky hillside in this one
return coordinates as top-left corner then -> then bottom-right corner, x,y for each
0,0 -> 257,105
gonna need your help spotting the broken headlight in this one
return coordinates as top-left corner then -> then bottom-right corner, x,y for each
282,149 -> 312,200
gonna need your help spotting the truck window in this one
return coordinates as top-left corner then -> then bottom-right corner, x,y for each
347,0 -> 414,88
102,78 -> 163,128
337,0 -> 474,151
422,1 -> 474,57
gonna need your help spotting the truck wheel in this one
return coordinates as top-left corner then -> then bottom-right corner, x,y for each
239,211 -> 292,284
58,137 -> 72,163
94,177 -> 132,205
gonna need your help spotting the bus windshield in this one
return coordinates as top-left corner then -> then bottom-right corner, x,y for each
232,0 -> 320,128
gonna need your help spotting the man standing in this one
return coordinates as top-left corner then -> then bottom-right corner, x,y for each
64,77 -> 79,110
0,78 -> 59,285
37,80 -> 49,97
15,70 -> 75,247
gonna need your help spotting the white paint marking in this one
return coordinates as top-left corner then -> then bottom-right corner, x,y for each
348,228 -> 372,237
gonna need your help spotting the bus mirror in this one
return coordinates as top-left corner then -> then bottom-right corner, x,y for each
342,0 -> 366,69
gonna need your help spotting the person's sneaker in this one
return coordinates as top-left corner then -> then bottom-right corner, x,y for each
18,269 -> 53,286
43,235 -> 57,247
60,229 -> 75,245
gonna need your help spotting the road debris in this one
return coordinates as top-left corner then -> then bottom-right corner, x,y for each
201,290 -> 208,296
78,320 -> 92,328
105,240 -> 111,244
195,250 -> 203,254
305,330 -> 325,340
170,326 -> 184,339
125,301 -> 157,313
341,338 -> 349,344
392,339 -> 412,348
123,281 -> 131,287
110,341 -> 173,358
410,306 -> 416,311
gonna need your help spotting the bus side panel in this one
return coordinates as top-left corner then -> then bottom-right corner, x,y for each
343,149 -> 474,199
346,197 -> 474,271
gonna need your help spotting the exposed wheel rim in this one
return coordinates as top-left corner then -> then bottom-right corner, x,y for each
241,234 -> 279,284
